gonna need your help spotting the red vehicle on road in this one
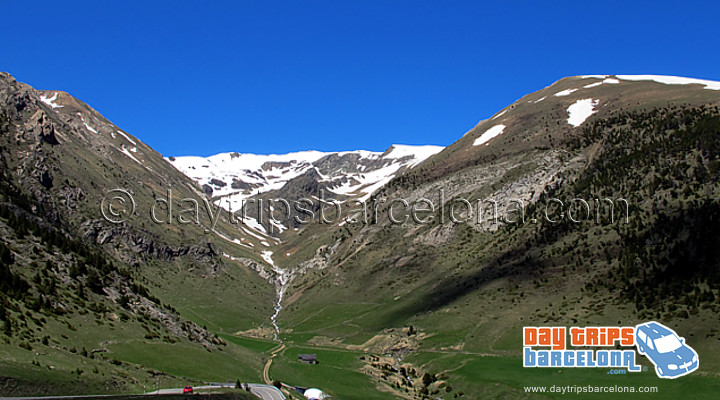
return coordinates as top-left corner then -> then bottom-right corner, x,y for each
183,386 -> 193,394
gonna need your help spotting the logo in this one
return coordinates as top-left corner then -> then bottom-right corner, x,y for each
523,321 -> 698,379
635,321 -> 699,379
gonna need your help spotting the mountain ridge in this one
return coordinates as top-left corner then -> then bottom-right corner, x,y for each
167,144 -> 443,207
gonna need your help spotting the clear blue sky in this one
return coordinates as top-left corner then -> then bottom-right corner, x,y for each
3,1 -> 719,156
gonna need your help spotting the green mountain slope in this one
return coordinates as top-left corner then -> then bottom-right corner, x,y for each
0,72 -> 275,395
266,76 -> 720,399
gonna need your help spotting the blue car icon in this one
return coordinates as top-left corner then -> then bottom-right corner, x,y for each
635,321 -> 698,379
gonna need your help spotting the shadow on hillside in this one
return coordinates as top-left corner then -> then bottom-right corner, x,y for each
373,244 -> 546,330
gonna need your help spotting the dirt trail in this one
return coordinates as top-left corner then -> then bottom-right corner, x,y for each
263,344 -> 286,385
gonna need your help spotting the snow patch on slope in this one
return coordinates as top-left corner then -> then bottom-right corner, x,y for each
385,145 -> 444,167
583,77 -> 621,89
554,88 -> 578,97
583,82 -> 603,89
213,229 -> 253,249
581,75 -> 720,90
117,130 -> 137,146
39,92 -> 63,109
473,124 -> 506,147
120,145 -> 142,165
567,99 -> 599,127
78,115 -> 98,134
491,109 -> 507,120
353,163 -> 405,201
616,75 -> 720,90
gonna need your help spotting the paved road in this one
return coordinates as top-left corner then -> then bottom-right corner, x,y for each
146,384 -> 235,395
147,383 -> 284,400
0,396 -> 120,400
247,384 -> 285,400
1,383 -> 285,400
147,384 -> 285,400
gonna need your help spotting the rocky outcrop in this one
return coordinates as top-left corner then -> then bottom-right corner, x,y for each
226,256 -> 275,282
209,178 -> 226,187
261,160 -> 294,170
80,220 -> 219,265
104,285 -> 224,349
56,185 -> 84,209
413,223 -> 457,247
230,178 -> 254,190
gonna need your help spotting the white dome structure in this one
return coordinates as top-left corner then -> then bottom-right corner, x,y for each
304,388 -> 326,400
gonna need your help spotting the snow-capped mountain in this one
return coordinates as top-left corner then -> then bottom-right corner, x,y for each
167,144 -> 443,208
